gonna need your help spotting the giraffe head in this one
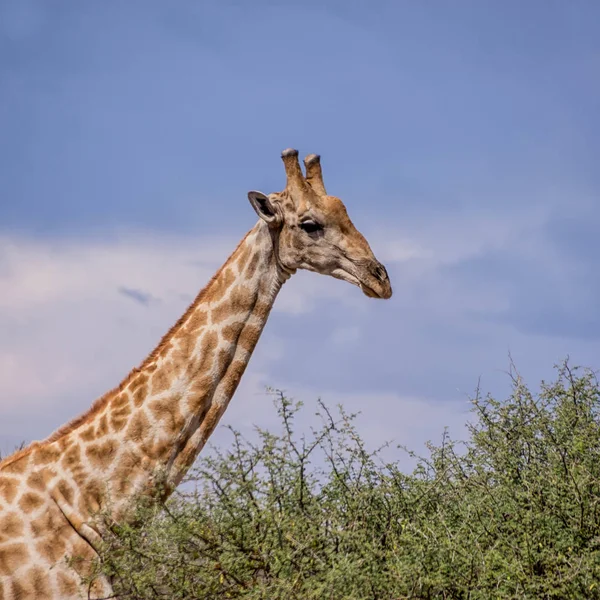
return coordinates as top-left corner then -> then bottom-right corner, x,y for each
248,148 -> 392,299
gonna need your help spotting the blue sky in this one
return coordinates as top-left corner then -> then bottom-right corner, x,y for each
1,0 -> 600,465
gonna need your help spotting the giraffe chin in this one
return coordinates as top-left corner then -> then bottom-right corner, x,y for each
361,284 -> 383,299
360,282 -> 392,300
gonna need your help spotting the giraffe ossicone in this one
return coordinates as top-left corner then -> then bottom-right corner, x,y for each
0,149 -> 392,599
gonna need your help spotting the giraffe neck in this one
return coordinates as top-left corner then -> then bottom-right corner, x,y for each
43,220 -> 287,522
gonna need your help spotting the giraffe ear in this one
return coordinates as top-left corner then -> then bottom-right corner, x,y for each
248,191 -> 278,224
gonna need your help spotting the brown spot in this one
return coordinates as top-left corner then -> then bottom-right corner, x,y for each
86,439 -> 118,470
238,324 -> 262,353
148,397 -> 169,420
245,252 -> 260,279
190,373 -> 214,394
62,444 -> 81,469
26,469 -> 50,492
185,330 -> 218,380
149,397 -> 184,435
57,479 -> 75,505
57,572 -> 79,596
231,284 -> 254,313
140,436 -> 171,461
128,373 -> 149,393
221,359 -> 248,399
58,436 -> 73,453
0,512 -> 23,541
35,538 -> 63,564
18,491 -> 44,514
62,446 -> 87,487
120,448 -> 144,472
133,385 -> 148,407
208,267 -> 236,303
110,412 -> 129,432
32,444 -> 61,465
68,538 -> 96,576
254,299 -> 273,320
70,463 -> 88,488
172,330 -> 196,362
10,580 -> 26,600
112,403 -> 132,421
114,450 -> 145,495
127,410 -> 150,441
30,505 -> 70,543
79,426 -> 96,442
0,543 -> 28,576
221,321 -> 245,344
0,477 -> 18,504
29,516 -> 43,538
216,347 -> 233,373
212,285 -> 253,323
198,403 -> 226,446
151,370 -> 171,394
96,412 -> 110,437
28,566 -> 51,600
236,245 -> 251,272
145,362 -> 158,373
188,375 -> 214,412
112,393 -> 130,410
81,479 -> 104,515
211,302 -> 229,324
179,309 -> 208,337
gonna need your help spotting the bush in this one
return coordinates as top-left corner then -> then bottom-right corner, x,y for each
89,362 -> 600,599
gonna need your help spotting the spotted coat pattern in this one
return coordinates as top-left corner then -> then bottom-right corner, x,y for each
0,149 -> 392,599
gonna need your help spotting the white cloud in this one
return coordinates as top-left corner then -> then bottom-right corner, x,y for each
0,233 -> 228,415
0,229 -> 411,452
0,232 -> 231,314
0,207 -> 556,462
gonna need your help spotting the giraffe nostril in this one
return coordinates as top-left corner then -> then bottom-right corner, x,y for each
372,262 -> 388,282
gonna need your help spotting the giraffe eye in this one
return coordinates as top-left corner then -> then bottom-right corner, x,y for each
299,220 -> 323,234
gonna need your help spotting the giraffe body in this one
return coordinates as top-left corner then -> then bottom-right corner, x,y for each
0,150 -> 392,598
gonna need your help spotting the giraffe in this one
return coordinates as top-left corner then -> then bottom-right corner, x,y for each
0,149 -> 392,599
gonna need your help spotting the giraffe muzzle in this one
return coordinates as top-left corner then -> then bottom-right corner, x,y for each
358,260 -> 392,299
